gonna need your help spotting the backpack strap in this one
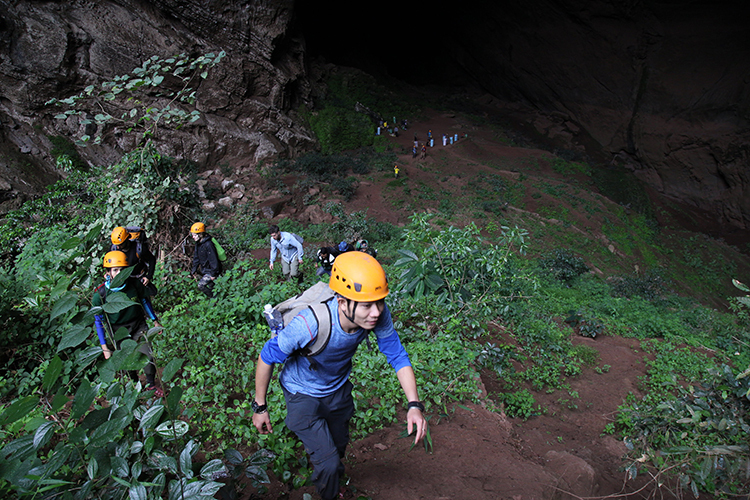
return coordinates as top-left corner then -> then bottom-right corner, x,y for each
300,301 -> 332,356
96,283 -> 107,301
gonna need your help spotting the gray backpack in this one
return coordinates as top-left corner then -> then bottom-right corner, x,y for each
272,281 -> 334,356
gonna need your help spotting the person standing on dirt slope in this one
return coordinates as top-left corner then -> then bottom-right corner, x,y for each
251,252 -> 427,500
394,164 -> 400,177
93,250 -> 164,397
110,226 -> 158,295
190,222 -> 222,298
442,133 -> 447,146
269,224 -> 304,282
420,143 -> 427,159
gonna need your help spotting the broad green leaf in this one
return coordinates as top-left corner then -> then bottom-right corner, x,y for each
50,293 -> 78,322
129,482 -> 147,500
245,465 -> 270,483
87,458 -> 98,480
155,420 -> 188,440
42,355 -> 63,392
161,358 -> 184,383
33,421 -> 56,449
249,448 -> 275,466
102,292 -> 136,314
112,456 -> 129,477
0,396 -> 38,425
150,451 -> 178,473
165,385 -> 183,419
110,266 -> 135,289
44,446 -> 72,477
71,382 -> 100,420
84,222 -> 104,243
112,476 -> 131,488
131,461 -> 142,479
200,459 -> 226,480
224,448 -> 244,466
179,440 -> 198,478
1,435 -> 35,461
58,324 -> 91,352
200,481 -> 223,496
50,390 -> 69,413
138,405 -> 165,431
89,416 -> 131,446
61,236 -> 81,250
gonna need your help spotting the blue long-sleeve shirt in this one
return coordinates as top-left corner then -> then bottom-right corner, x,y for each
260,299 -> 411,397
269,232 -> 304,264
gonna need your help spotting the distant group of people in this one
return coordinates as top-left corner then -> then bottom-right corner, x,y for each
315,238 -> 377,277
376,117 -> 408,137
377,117 -> 465,163
266,223 -> 378,282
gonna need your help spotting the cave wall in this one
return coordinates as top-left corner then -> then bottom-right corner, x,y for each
1,0 -> 749,229
439,0 -> 750,228
0,0 -> 315,203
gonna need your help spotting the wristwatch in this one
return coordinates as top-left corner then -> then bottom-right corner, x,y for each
407,401 -> 425,412
251,401 -> 268,414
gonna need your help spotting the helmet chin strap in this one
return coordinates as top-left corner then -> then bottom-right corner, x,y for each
105,275 -> 126,292
344,298 -> 359,325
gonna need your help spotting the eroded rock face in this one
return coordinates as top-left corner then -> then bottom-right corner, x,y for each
0,0 -> 315,202
2,0 -> 749,229
439,0 -> 750,228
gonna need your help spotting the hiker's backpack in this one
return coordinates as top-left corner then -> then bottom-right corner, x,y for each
337,241 -> 353,253
211,237 -> 227,262
292,233 -> 304,245
111,226 -> 148,259
268,281 -> 335,357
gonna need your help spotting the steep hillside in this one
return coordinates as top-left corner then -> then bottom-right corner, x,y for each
213,101 -> 750,499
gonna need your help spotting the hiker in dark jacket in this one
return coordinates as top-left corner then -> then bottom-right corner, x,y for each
316,246 -> 339,277
190,222 -> 222,298
111,226 -> 158,295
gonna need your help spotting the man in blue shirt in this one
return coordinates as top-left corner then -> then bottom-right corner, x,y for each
252,252 -> 426,500
269,224 -> 304,282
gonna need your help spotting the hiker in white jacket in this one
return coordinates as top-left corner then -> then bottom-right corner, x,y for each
269,224 -> 304,282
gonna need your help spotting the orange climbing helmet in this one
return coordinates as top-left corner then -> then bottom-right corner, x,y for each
111,226 -> 129,246
329,251 -> 389,302
103,250 -> 128,268
191,222 -> 206,234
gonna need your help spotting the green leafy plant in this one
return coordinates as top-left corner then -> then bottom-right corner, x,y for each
46,51 -> 225,150
499,389 -> 539,420
538,249 -> 589,283
565,310 -> 605,338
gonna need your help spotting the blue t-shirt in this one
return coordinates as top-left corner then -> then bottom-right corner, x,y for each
260,299 -> 411,397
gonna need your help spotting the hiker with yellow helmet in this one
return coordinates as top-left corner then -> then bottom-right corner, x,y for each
190,222 -> 222,298
110,226 -> 158,295
92,250 -> 164,396
252,251 -> 426,500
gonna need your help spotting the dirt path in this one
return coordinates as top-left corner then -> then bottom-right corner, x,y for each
244,108 -> 701,500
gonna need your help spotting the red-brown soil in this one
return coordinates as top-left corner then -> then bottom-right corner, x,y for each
240,107 -> 725,499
